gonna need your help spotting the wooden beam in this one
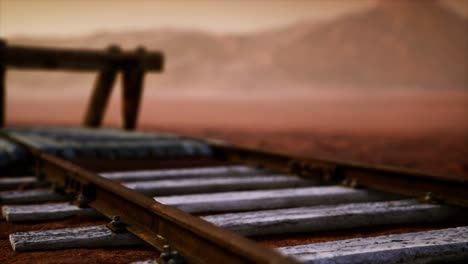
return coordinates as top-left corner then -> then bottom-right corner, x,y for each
203,199 -> 465,236
10,225 -> 144,251
4,44 -> 163,72
0,40 -> 6,127
123,174 -> 311,196
83,45 -> 120,128
280,226 -> 468,263
122,47 -> 146,130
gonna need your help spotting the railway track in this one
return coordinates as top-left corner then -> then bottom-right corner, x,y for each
1,42 -> 467,263
1,127 -> 467,264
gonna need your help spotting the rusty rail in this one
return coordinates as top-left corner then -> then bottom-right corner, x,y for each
0,131 -> 299,264
209,141 -> 468,208
0,39 -> 164,129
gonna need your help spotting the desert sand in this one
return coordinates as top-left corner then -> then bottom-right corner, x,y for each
5,88 -> 468,179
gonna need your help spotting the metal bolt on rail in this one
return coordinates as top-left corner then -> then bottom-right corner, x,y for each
423,191 -> 443,204
424,192 -> 433,202
159,245 -> 172,262
341,178 -> 350,186
106,215 -> 126,233
349,178 -> 360,188
158,245 -> 185,264
74,193 -> 89,208
322,169 -> 335,183
167,251 -> 184,264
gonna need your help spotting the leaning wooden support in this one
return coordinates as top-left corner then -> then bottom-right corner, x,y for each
0,39 -> 164,129
122,47 -> 146,130
83,45 -> 120,128
0,40 -> 6,127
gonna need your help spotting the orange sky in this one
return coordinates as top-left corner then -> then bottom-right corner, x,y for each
1,0 -> 465,38
0,0 -> 370,37
0,0 -> 462,37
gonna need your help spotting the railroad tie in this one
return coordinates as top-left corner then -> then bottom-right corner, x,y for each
0,165 -> 268,191
123,175 -> 314,196
2,203 -> 101,222
9,225 -> 144,252
0,176 -> 47,190
7,200 -> 465,252
202,199 -> 466,236
2,186 -> 389,222
279,226 -> 468,264
0,189 -> 69,204
155,186 -> 393,213
2,127 -> 213,161
100,165 -> 270,182
0,175 -> 312,205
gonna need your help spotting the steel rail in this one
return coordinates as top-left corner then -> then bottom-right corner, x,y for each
209,141 -> 468,208
0,132 -> 299,264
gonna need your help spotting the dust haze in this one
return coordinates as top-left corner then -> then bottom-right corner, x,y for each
4,0 -> 468,177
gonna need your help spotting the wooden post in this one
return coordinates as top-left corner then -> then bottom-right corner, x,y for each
122,47 -> 146,130
0,40 -> 6,127
83,45 -> 120,128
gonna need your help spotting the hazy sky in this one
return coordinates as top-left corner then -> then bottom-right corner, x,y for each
0,0 -> 466,38
0,0 -> 373,37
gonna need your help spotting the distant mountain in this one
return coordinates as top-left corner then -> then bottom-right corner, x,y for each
275,0 -> 468,89
6,0 -> 467,90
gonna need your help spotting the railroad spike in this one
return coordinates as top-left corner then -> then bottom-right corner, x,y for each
106,215 -> 126,233
74,193 -> 89,208
422,191 -> 443,204
168,250 -> 185,264
341,178 -> 350,186
159,245 -> 172,262
158,246 -> 185,264
2,126 -> 468,264
349,178 -> 360,188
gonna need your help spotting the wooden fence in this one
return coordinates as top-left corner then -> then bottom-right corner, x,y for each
0,39 -> 164,129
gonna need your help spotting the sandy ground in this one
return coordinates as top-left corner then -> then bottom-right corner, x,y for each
5,89 -> 468,178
